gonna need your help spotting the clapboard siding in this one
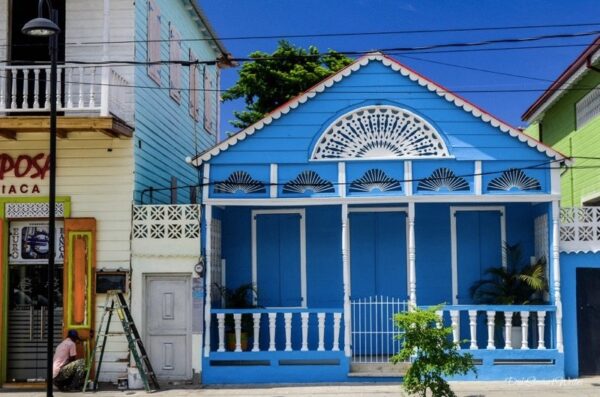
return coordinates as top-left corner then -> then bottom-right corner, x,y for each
133,0 -> 220,203
210,61 -> 549,166
95,301 -> 128,382
0,0 -> 6,63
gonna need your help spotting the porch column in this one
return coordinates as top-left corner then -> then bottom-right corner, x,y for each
408,202 -> 417,308
551,200 -> 564,352
203,205 -> 213,357
341,204 -> 351,357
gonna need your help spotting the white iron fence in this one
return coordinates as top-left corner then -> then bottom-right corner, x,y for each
351,296 -> 408,363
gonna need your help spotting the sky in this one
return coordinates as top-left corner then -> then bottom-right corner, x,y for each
200,0 -> 599,137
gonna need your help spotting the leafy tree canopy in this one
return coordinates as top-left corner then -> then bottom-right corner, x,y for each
222,40 -> 353,129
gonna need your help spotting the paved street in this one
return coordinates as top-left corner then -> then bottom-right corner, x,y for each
1,378 -> 599,397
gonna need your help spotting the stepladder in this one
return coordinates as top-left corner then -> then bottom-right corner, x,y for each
83,290 -> 160,392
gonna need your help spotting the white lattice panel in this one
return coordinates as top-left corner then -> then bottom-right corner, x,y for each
5,202 -> 65,218
560,207 -> 600,253
210,218 -> 222,301
534,214 -> 549,262
131,204 -> 201,257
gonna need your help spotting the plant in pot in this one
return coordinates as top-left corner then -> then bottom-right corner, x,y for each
469,243 -> 548,349
214,283 -> 259,351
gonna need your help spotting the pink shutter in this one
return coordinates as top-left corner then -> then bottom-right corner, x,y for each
147,0 -> 161,85
203,67 -> 213,133
169,24 -> 182,102
189,50 -> 199,120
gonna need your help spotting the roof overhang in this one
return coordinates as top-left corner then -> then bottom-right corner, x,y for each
522,36 -> 600,123
0,116 -> 133,139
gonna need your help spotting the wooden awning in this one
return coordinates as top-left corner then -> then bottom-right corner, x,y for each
0,116 -> 133,139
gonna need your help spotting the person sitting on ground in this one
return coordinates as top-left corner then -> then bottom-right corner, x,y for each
53,329 -> 86,391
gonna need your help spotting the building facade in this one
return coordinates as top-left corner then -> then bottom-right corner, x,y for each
193,53 -> 567,384
0,0 -> 230,385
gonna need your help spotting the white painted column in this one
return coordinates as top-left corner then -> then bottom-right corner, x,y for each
474,161 -> 482,195
551,201 -> 564,352
270,164 -> 278,198
408,202 -> 417,308
203,205 -> 213,357
100,0 -> 110,116
341,204 -> 352,357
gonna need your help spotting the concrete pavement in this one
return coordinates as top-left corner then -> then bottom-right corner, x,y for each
1,378 -> 599,397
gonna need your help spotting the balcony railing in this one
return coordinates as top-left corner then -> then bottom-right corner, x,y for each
0,64 -> 133,125
560,207 -> 600,252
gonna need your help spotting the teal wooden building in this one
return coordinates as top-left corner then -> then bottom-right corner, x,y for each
191,53 -> 569,384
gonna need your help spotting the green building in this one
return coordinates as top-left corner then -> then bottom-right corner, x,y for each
523,37 -> 600,206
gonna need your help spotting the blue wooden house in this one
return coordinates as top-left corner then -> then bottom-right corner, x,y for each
191,53 -> 569,384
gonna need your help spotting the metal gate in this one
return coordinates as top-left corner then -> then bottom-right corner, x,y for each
351,296 -> 408,363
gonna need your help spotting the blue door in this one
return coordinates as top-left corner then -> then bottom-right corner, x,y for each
256,213 -> 302,307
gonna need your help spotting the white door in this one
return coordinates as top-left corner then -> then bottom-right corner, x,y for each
145,275 -> 191,380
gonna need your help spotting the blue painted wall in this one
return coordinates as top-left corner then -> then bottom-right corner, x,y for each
134,0 -> 220,203
560,252 -> 600,378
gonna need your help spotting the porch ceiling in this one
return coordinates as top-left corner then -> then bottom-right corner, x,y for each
0,116 -> 133,140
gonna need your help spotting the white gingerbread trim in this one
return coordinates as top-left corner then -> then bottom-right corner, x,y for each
191,53 -> 569,165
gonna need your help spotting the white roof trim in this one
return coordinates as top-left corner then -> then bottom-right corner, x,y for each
525,50 -> 600,123
192,54 -> 568,166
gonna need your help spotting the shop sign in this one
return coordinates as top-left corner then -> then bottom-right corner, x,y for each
9,220 -> 65,264
0,153 -> 49,195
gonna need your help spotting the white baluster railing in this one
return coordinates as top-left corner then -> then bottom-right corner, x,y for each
211,309 -> 344,354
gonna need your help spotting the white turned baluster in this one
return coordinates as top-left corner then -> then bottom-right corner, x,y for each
537,311 -> 546,349
33,68 -> 40,108
468,310 -> 478,349
56,67 -> 62,108
0,72 -> 5,110
66,68 -> 73,108
332,312 -> 341,351
216,313 -> 225,352
284,313 -> 293,351
89,67 -> 96,107
78,67 -> 85,108
435,310 -> 444,329
44,68 -> 50,109
450,310 -> 460,349
317,313 -> 326,351
520,311 -> 530,350
268,313 -> 277,352
233,313 -> 242,352
252,313 -> 261,352
301,312 -> 309,351
22,69 -> 29,109
10,70 -> 17,109
486,311 -> 496,350
504,312 -> 513,350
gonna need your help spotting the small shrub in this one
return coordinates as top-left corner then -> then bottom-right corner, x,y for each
392,306 -> 475,397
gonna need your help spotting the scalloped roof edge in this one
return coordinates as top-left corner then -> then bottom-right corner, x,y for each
191,53 -> 570,166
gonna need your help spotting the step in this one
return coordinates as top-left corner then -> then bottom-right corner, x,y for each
350,362 -> 410,377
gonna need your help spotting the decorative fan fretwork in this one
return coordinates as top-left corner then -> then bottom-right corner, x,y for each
417,168 -> 469,192
282,170 -> 335,194
487,168 -> 541,191
214,171 -> 266,194
349,169 -> 402,193
311,105 -> 449,160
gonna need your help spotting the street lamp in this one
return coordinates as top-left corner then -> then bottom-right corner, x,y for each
22,1 -> 60,396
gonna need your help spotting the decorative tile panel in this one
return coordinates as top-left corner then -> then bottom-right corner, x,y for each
132,205 -> 200,240
5,202 -> 65,218
311,105 -> 449,160
417,168 -> 469,192
560,207 -> 600,253
282,170 -> 335,194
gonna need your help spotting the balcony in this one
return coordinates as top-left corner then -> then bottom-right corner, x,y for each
0,64 -> 133,138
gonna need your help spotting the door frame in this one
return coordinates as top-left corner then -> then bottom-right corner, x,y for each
347,207 -> 409,299
143,273 -> 192,381
450,206 -> 506,305
251,209 -> 307,308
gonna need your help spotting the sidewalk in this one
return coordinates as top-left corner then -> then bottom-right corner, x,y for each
1,378 -> 599,397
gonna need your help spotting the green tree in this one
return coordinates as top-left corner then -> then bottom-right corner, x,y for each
222,40 -> 353,129
392,306 -> 475,397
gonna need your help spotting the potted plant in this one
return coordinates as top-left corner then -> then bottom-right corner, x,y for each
214,283 -> 258,351
469,244 -> 548,348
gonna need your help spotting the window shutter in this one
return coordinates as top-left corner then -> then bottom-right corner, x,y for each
169,23 -> 182,102
147,0 -> 161,85
204,66 -> 214,133
189,50 -> 199,120
63,218 -> 96,344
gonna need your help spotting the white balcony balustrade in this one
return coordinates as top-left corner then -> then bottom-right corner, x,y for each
0,64 -> 133,125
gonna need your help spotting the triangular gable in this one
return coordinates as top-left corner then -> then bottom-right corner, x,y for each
191,53 -> 568,166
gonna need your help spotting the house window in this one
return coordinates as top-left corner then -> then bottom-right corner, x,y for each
189,50 -> 199,120
169,23 -> 182,103
576,83 -> 600,129
147,0 -> 162,85
204,66 -> 214,134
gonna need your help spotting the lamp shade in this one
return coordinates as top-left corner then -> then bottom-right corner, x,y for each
22,17 -> 60,37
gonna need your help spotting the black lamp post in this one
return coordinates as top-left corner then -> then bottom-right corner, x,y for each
22,1 -> 60,396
